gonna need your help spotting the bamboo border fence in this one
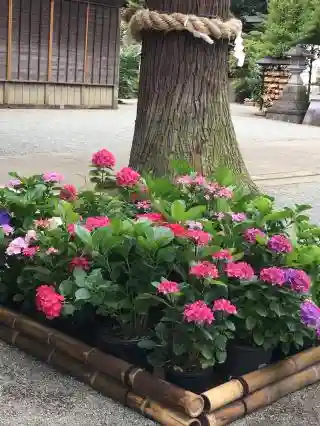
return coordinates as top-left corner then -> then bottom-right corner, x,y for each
0,306 -> 319,426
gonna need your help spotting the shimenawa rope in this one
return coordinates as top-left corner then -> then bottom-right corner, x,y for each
122,7 -> 245,66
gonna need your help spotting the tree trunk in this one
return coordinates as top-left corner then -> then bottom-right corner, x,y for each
129,0 -> 256,190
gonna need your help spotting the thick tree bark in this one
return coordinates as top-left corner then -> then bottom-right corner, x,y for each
129,0 -> 256,189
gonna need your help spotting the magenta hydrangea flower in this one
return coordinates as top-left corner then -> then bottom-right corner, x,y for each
284,269 -> 311,293
212,299 -> 237,315
267,235 -> 293,253
183,301 -> 214,325
260,267 -> 286,286
244,228 -> 266,244
190,262 -> 219,279
212,249 -> 233,261
225,262 -> 254,280
157,280 -> 180,295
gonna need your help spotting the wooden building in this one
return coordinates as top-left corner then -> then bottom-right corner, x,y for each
0,0 -> 122,108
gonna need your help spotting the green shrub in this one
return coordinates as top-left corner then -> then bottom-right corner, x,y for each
118,45 -> 140,99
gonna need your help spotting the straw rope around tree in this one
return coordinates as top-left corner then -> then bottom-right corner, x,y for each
122,7 -> 243,45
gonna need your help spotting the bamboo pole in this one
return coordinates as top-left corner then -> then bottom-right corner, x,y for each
202,345 -> 320,412
0,322 -> 201,426
0,308 -> 204,418
6,0 -> 13,80
126,393 -> 201,426
127,367 -> 204,418
201,362 -> 320,426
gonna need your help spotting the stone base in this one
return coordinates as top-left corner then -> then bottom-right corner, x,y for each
266,112 -> 305,124
303,97 -> 320,127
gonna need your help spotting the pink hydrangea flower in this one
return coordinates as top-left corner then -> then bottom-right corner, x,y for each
260,267 -> 286,286
215,187 -> 233,199
67,224 -> 76,235
116,167 -> 140,187
267,235 -> 293,253
284,269 -> 311,293
25,230 -> 37,244
46,247 -> 59,255
1,224 -> 14,235
212,249 -> 233,261
136,200 -> 152,211
36,285 -> 64,320
186,230 -> 212,246
69,256 -> 90,271
213,212 -> 225,221
42,172 -> 64,183
136,213 -> 164,223
183,301 -> 215,325
85,216 -> 110,231
231,213 -> 247,222
190,261 -> 219,279
59,184 -> 78,201
6,237 -> 28,255
7,179 -> 21,188
23,246 -> 39,257
225,262 -> 254,280
244,228 -> 266,244
157,280 -> 180,295
91,149 -> 116,168
212,299 -> 237,315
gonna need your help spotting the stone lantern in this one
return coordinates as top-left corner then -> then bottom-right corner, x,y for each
266,45 -> 311,124
303,61 -> 320,127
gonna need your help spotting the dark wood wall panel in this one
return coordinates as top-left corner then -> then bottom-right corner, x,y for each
0,0 -> 8,79
2,0 -> 120,86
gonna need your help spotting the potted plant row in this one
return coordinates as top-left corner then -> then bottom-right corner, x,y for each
0,149 -> 319,394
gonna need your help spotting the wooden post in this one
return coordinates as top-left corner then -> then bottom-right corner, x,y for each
83,2 -> 90,82
6,0 -> 13,80
48,0 -> 55,81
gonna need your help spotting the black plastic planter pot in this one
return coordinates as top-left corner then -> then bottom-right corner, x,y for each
95,329 -> 152,370
165,367 -> 219,394
223,342 -> 273,378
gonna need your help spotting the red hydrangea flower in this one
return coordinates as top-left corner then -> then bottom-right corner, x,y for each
36,285 -> 64,320
59,184 -> 78,201
186,230 -> 212,246
183,301 -> 215,325
212,249 -> 233,261
69,256 -> 90,271
136,213 -> 164,223
260,267 -> 286,286
212,299 -> 237,315
23,246 -> 39,257
157,280 -> 180,295
244,228 -> 266,244
267,235 -> 293,253
225,262 -> 254,280
163,223 -> 187,237
190,261 -> 219,279
116,167 -> 140,187
85,216 -> 110,231
91,149 -> 115,168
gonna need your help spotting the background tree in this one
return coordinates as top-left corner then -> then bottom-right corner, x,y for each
128,0 -> 256,190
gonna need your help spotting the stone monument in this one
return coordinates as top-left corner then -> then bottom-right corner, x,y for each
266,45 -> 311,124
303,64 -> 320,127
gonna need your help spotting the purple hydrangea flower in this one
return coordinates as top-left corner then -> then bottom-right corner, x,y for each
300,300 -> 320,334
267,235 -> 293,253
0,210 -> 11,226
284,268 -> 311,293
